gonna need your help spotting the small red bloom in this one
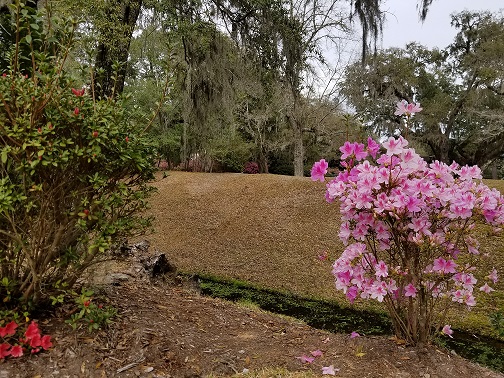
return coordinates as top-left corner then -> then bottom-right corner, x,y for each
83,300 -> 90,307
2,73 -> 6,77
48,123 -> 53,130
98,304 -> 103,309
92,131 -> 98,138
83,209 -> 89,216
125,136 -> 129,142
74,107 -> 80,115
24,321 -> 40,340
71,87 -> 85,97
30,347 -> 40,354
10,345 -> 23,357
0,343 -> 10,359
40,335 -> 52,350
29,334 -> 41,348
37,127 -> 42,133
89,319 -> 94,323
4,321 -> 18,337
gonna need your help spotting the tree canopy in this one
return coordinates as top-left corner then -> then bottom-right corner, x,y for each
342,11 -> 504,171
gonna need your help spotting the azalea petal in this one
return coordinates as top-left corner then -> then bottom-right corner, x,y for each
322,365 -> 339,375
311,349 -> 323,357
295,354 -> 315,364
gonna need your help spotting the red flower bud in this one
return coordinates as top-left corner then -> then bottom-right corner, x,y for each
48,123 -> 53,130
71,88 -> 85,97
37,127 -> 42,133
125,136 -> 129,142
83,209 -> 89,216
84,300 -> 90,307
74,107 -> 80,115
92,131 -> 98,138
2,73 -> 6,77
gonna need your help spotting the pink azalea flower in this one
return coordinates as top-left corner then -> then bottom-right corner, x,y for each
458,165 -> 482,180
353,143 -> 368,161
442,325 -> 453,338
350,331 -> 360,338
432,258 -> 457,274
367,137 -> 380,159
479,283 -> 494,294
404,283 -> 418,297
370,282 -> 388,302
487,268 -> 498,284
405,195 -> 422,213
394,99 -> 422,116
339,142 -> 355,160
463,292 -> 476,307
296,354 -> 315,364
322,365 -> 339,375
311,349 -> 324,357
382,137 -> 406,156
311,159 -> 328,182
346,286 -> 358,303
374,261 -> 388,278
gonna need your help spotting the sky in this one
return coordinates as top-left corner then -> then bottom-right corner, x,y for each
381,0 -> 503,49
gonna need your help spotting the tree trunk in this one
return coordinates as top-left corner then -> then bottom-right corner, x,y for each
492,160 -> 498,179
94,0 -> 142,99
258,149 -> 269,174
293,122 -> 304,177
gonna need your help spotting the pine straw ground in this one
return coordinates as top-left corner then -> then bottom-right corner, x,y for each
1,171 -> 504,378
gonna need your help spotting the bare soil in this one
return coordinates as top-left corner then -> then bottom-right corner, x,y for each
1,171 -> 503,378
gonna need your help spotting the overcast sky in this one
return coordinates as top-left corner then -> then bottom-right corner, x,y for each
381,0 -> 503,49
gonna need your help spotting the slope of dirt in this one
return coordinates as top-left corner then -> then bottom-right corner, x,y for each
144,171 -> 344,302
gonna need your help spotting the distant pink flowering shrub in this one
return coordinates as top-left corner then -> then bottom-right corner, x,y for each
243,162 -> 260,174
311,103 -> 503,345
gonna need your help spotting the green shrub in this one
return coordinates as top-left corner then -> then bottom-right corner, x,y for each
0,4 -> 156,305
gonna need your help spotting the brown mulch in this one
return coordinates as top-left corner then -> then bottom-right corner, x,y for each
1,262 -> 502,378
1,171 -> 503,377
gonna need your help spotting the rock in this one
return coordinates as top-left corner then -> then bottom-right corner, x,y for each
141,253 -> 176,277
132,240 -> 150,253
102,273 -> 132,285
110,237 -> 132,256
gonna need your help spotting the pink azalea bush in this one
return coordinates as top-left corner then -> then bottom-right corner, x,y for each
311,101 -> 503,345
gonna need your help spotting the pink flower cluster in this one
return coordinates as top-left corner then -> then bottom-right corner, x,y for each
394,100 -> 422,116
0,321 -> 52,359
311,136 -> 502,309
